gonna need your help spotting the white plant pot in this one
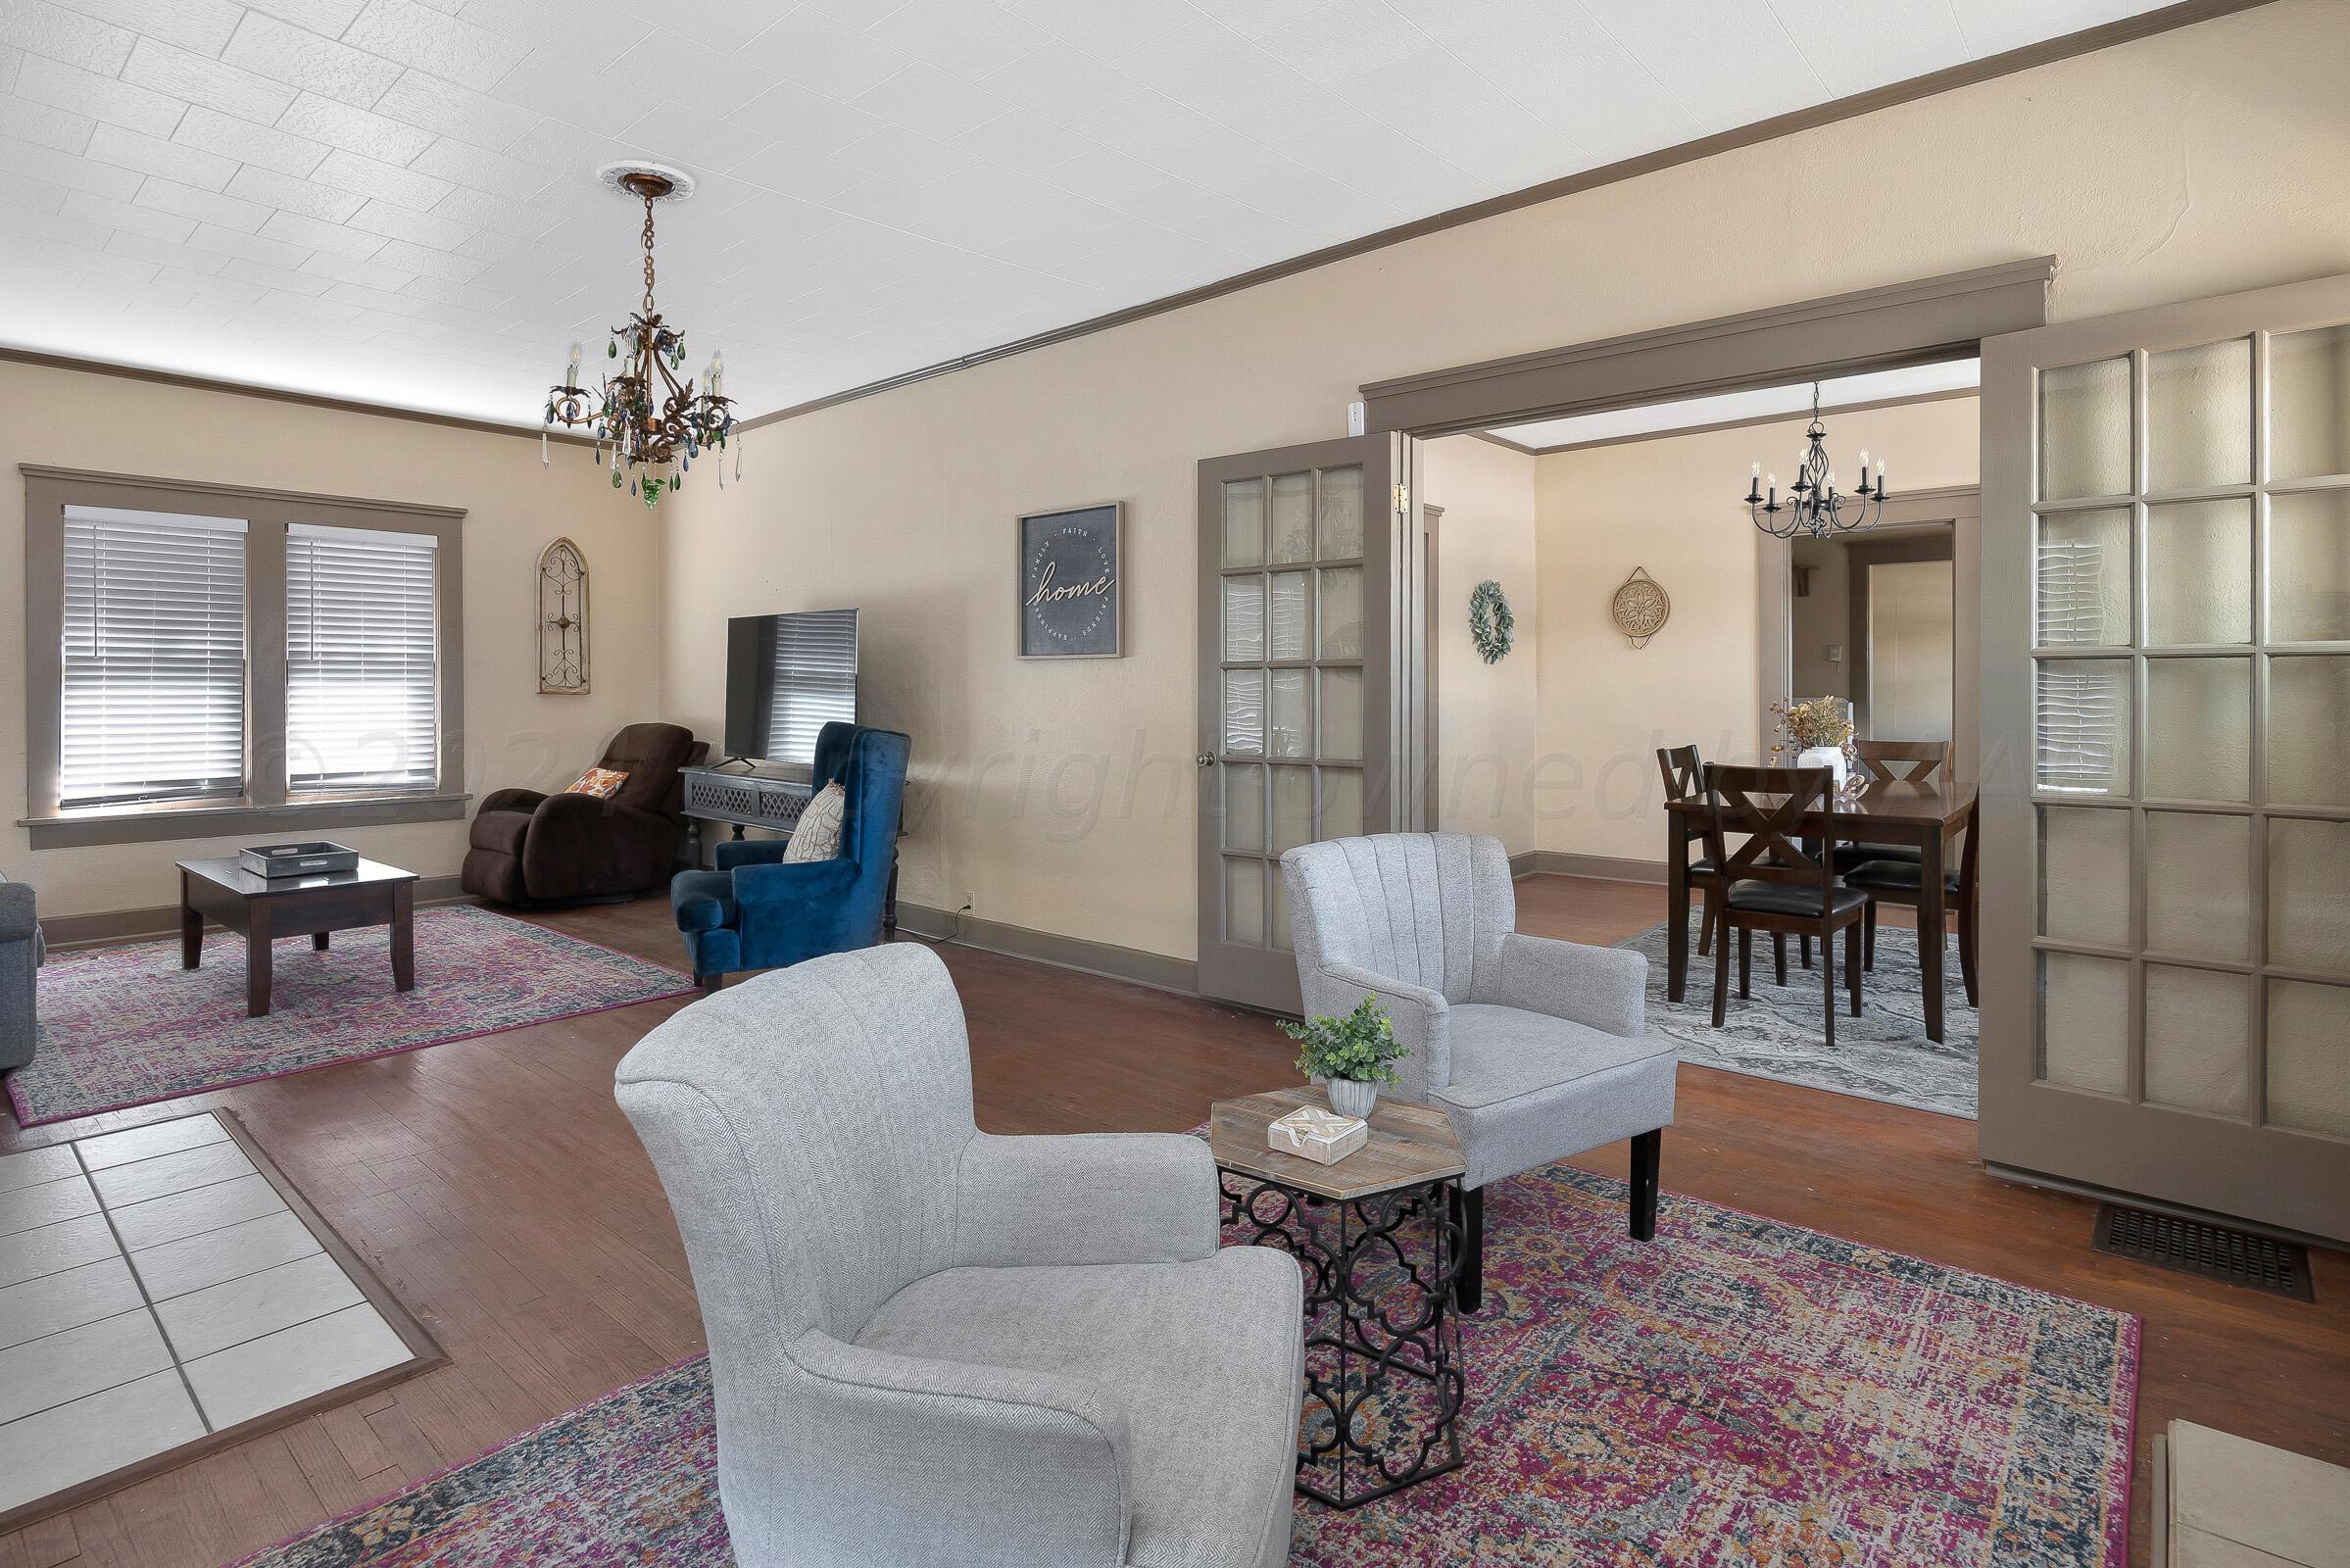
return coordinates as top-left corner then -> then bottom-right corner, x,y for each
1326,1077 -> 1381,1119
1794,745 -> 1849,793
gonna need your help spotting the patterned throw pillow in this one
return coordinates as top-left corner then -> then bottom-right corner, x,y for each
783,781 -> 847,862
566,766 -> 628,800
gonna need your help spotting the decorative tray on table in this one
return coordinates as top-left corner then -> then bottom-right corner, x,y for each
238,841 -> 360,878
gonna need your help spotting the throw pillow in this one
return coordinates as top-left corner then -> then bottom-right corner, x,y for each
784,781 -> 847,862
566,766 -> 628,800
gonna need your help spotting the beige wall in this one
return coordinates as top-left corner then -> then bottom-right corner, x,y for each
1,361 -> 666,917
662,2 -> 2350,958
1421,435 -> 1540,854
1531,396 -> 1981,862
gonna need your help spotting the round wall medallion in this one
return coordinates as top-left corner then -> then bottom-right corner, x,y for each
595,161 -> 696,202
1611,566 -> 1670,648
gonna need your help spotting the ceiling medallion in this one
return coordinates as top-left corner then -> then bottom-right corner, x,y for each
542,163 -> 738,510
1741,383 -> 1886,540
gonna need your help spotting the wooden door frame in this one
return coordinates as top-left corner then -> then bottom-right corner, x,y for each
1845,529 -> 1957,739
1358,261 -> 2044,791
1758,487 -> 1980,770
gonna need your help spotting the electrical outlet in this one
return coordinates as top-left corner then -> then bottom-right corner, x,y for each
959,892 -> 975,915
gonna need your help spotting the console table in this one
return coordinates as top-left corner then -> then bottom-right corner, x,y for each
679,762 -> 813,864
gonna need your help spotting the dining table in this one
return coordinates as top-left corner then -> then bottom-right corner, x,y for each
1662,777 -> 1978,1042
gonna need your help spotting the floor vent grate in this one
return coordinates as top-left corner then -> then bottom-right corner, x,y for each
2092,1204 -> 2313,1300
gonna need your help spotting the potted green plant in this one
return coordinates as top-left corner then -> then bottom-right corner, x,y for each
1280,995 -> 1407,1119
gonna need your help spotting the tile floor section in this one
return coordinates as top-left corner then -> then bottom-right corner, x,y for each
0,1113 -> 413,1516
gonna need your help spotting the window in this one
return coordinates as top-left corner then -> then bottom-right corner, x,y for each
61,507 -> 249,809
287,524 -> 439,793
24,467 -> 466,848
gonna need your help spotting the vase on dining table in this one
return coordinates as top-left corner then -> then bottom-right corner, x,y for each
1794,745 -> 1850,794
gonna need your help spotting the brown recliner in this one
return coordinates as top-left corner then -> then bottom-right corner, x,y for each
462,723 -> 705,905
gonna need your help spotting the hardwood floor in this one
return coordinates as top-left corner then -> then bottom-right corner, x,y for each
2,875 -> 2342,1567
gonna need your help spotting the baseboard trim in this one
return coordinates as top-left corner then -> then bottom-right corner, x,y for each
41,875 -> 475,952
1507,851 -> 1539,879
895,902 -> 1199,997
1525,852 -> 1669,886
1982,1161 -> 2348,1255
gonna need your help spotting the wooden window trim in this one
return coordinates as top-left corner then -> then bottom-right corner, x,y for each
19,466 -> 467,851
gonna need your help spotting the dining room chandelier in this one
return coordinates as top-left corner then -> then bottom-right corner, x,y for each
1742,384 -> 1886,540
543,163 -> 737,510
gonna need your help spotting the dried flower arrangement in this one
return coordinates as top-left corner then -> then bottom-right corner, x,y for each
1769,696 -> 1857,768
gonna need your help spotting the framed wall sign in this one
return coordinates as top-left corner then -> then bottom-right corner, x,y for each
1017,502 -> 1123,659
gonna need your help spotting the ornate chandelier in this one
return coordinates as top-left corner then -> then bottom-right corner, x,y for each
1742,384 -> 1886,540
543,164 -> 737,510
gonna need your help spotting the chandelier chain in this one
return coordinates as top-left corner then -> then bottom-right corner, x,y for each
640,193 -> 657,317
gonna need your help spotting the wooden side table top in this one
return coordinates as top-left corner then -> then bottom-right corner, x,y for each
176,857 -> 417,900
1209,1087 -> 1464,1202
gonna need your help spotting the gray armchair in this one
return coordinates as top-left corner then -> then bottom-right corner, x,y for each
0,874 -> 42,1074
1282,833 -> 1674,1310
614,943 -> 1302,1568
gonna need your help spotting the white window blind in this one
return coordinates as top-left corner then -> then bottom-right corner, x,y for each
287,522 -> 439,794
61,506 -> 248,809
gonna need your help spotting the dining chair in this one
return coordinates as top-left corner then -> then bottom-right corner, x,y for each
1843,815 -> 1981,1007
1656,745 -> 1719,958
1701,764 -> 1867,1047
1834,740 -> 1951,872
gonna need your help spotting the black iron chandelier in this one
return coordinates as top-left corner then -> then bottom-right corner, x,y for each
1742,384 -> 1886,540
543,163 -> 737,511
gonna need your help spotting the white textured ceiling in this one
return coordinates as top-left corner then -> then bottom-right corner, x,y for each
0,0 -> 2174,429
1488,359 -> 1982,450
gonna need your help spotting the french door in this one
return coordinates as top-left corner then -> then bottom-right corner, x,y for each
1196,434 -> 1412,1011
1981,273 -> 2350,1241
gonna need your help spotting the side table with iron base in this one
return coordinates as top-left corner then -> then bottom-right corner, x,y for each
1209,1089 -> 1467,1509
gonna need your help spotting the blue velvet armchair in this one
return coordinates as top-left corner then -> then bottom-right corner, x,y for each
670,723 -> 911,991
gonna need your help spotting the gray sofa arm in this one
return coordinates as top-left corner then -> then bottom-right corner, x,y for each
954,1132 -> 1219,1268
1488,932 -> 1647,1038
0,882 -> 37,1074
784,1330 -> 1130,1567
1314,962 -> 1451,1100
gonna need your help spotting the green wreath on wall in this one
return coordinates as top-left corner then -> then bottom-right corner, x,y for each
1469,579 -> 1515,664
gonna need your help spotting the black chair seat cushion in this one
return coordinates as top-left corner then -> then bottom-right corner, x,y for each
1834,841 -> 1921,868
1842,858 -> 1963,895
1724,880 -> 1869,917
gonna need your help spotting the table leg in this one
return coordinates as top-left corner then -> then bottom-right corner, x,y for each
246,902 -> 272,1018
1919,829 -> 1946,1043
179,872 -> 201,970
1667,825 -> 1690,1004
390,883 -> 415,992
312,931 -> 329,952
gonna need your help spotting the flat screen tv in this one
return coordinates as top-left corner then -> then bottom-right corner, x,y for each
723,610 -> 858,767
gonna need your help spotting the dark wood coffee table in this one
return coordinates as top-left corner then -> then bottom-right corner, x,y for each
177,857 -> 417,1017
1210,1088 -> 1467,1508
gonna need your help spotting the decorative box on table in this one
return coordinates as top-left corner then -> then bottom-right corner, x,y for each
238,841 -> 360,878
1267,1105 -> 1368,1165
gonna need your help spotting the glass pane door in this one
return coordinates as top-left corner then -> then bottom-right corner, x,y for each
1984,273 -> 2350,1243
1198,435 -> 1401,1011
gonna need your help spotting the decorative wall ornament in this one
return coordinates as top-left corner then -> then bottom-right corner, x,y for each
1468,580 -> 1515,663
1611,566 -> 1671,648
1017,502 -> 1123,659
538,537 -> 590,694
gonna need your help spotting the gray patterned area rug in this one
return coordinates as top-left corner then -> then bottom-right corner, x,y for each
1619,922 -> 1978,1119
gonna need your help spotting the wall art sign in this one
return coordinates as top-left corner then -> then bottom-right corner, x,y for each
1017,502 -> 1123,659
538,536 -> 590,692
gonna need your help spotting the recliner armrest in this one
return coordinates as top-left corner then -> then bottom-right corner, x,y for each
785,1329 -> 1132,1566
478,787 -> 549,815
1312,962 -> 1451,1100
1487,932 -> 1647,1038
0,882 -> 36,946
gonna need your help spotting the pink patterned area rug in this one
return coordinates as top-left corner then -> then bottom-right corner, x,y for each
228,1165 -> 2137,1568
11,906 -> 694,1126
